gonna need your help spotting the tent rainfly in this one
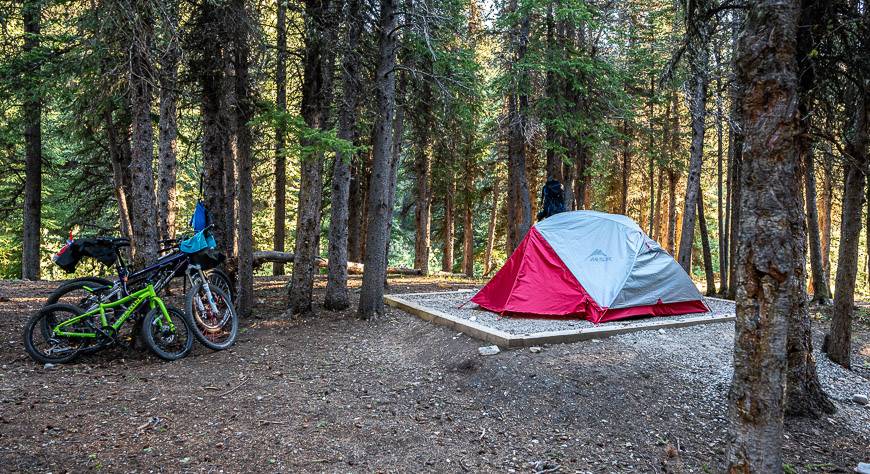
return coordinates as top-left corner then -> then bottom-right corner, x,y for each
472,210 -> 708,323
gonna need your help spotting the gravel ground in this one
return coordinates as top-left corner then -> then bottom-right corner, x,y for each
400,290 -> 735,335
401,290 -> 870,437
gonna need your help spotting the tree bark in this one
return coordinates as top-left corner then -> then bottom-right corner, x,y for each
273,0 -> 288,276
505,4 -> 532,252
666,168 -> 678,254
462,170 -> 475,277
442,181 -> 455,273
621,120 -> 630,216
647,77 -> 656,236
195,0 -> 228,262
715,70 -> 725,295
725,1 -> 799,469
726,11 -> 744,301
22,0 -> 42,280
347,153 -> 365,263
383,73 -> 406,283
127,0 -> 159,267
324,0 -> 362,311
412,75 -> 433,274
795,0 -> 831,305
105,108 -> 134,239
156,0 -> 179,244
826,93 -> 869,369
232,0 -> 254,317
357,0 -> 399,319
677,40 -> 708,273
819,154 -> 833,281
484,179 -> 500,275
697,193 -> 715,296
288,0 -> 335,316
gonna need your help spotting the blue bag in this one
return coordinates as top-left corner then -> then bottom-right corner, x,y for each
190,201 -> 210,233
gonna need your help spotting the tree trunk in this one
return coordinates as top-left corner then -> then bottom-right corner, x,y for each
288,0 -> 335,316
803,150 -> 831,303
221,60 -> 238,276
412,79 -> 433,274
105,108 -> 134,239
232,0 -> 254,317
324,0 -> 361,311
442,182 -> 455,273
156,0 -> 179,244
647,77 -> 656,235
462,175 -> 475,278
780,0 -> 835,416
666,169 -> 678,254
21,0 -> 42,280
819,154 -> 833,281
357,0 -> 399,319
826,93 -> 869,369
347,154 -> 365,263
196,0 -> 228,263
653,168 -> 664,241
127,0 -> 158,267
715,72 -> 725,295
725,1 -> 799,469
621,120 -> 630,216
726,14 -> 744,301
505,6 -> 532,252
677,44 -> 708,273
574,146 -> 588,210
484,179 -> 500,275
383,73 -> 406,283
273,0 -> 288,276
697,193 -> 715,296
795,0 -> 831,305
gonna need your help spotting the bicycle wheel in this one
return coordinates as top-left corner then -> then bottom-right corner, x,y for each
44,277 -> 113,340
206,268 -> 234,302
23,304 -> 99,364
46,277 -> 112,308
141,305 -> 193,361
185,282 -> 238,350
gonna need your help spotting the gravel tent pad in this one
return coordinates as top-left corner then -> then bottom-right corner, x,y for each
385,290 -> 735,347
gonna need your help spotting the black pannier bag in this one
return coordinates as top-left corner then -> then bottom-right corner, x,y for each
536,179 -> 567,221
190,248 -> 225,271
52,238 -> 121,273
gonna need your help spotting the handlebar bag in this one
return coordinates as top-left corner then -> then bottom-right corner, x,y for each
180,230 -> 217,254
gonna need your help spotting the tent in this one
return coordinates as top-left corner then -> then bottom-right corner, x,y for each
472,210 -> 707,323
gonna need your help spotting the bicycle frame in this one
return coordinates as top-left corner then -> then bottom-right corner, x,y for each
52,284 -> 172,338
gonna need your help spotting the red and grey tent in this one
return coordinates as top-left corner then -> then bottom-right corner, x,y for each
472,210 -> 707,323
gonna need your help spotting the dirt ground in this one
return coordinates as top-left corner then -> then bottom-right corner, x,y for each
1,276 -> 868,473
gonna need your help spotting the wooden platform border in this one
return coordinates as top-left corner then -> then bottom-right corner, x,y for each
384,290 -> 735,348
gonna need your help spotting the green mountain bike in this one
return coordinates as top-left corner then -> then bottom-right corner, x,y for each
23,283 -> 193,364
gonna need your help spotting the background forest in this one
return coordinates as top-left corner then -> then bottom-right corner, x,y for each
1,0 -> 869,307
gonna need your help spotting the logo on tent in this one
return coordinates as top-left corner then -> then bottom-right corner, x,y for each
587,249 -> 612,262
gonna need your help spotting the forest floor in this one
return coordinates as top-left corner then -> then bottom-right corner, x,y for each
0,276 -> 868,473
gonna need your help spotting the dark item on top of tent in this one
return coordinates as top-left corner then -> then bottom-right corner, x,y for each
536,179 -> 566,221
472,211 -> 707,323
52,236 -> 130,273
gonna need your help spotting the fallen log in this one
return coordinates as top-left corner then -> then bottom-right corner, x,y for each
252,251 -> 421,276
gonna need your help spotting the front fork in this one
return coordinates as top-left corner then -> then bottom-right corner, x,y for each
187,265 -> 220,316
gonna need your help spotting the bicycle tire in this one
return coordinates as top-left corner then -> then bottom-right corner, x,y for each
23,304 -> 92,364
141,305 -> 193,361
185,282 -> 238,350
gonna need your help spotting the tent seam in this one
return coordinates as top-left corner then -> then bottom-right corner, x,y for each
502,229 -> 532,312
605,230 -> 644,308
